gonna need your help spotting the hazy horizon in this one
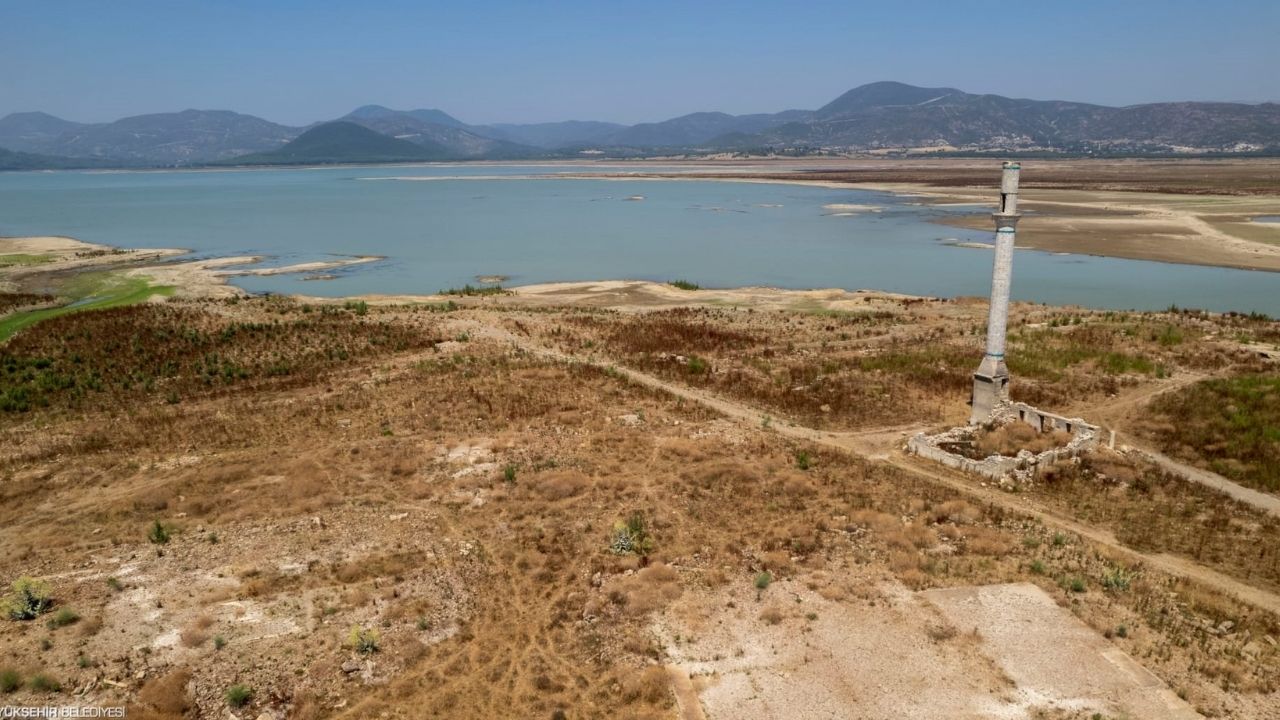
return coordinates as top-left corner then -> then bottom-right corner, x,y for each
3,0 -> 1278,126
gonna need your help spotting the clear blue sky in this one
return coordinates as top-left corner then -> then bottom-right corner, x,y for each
2,0 -> 1276,126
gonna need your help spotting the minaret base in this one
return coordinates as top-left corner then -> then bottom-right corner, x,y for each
970,355 -> 1009,424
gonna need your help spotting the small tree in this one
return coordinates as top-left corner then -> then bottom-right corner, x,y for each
4,577 -> 52,621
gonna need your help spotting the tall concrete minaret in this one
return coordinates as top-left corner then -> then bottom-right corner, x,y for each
971,161 -> 1021,423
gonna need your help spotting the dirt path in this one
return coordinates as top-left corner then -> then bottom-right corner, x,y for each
1124,444 -> 1280,518
491,328 -> 1280,616
1071,371 -> 1280,518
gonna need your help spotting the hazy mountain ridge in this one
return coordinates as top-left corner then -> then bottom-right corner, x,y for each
338,107 -> 539,159
0,109 -> 301,164
228,121 -> 447,165
474,120 -> 626,149
735,82 -> 1280,151
599,109 -> 813,148
3,81 -> 1279,169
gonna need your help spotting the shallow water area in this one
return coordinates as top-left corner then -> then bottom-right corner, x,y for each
1,164 -> 1277,314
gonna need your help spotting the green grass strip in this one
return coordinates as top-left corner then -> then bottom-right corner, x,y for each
0,273 -> 174,342
0,253 -> 56,268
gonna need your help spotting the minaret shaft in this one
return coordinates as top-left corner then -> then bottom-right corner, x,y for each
971,162 -> 1021,423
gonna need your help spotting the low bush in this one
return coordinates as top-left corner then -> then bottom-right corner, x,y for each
610,513 -> 653,556
348,626 -> 380,654
225,684 -> 252,708
147,520 -> 171,544
45,607 -> 79,629
28,674 -> 60,693
4,577 -> 53,620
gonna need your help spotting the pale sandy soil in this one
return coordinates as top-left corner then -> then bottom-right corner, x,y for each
922,583 -> 1201,720
1,235 -> 381,300
338,279 -> 932,313
133,255 -> 382,299
658,579 -> 1199,719
821,202 -> 882,215
903,185 -> 1280,272
0,235 -> 186,292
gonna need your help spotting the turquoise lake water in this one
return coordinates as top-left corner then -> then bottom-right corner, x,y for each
0,164 -> 1277,315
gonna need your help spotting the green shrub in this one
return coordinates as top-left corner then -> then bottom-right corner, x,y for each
0,669 -> 20,693
438,284 -> 506,297
610,513 -> 653,556
147,520 -> 170,544
669,280 -> 700,291
794,450 -> 812,471
686,356 -> 708,375
45,607 -> 79,629
28,674 -> 60,693
755,571 -> 773,591
4,577 -> 53,620
1101,567 -> 1133,593
348,626 -> 380,654
503,464 -> 518,484
225,684 -> 252,708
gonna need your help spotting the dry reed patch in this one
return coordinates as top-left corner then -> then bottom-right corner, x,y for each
1137,374 -> 1280,494
975,423 -> 1073,457
1034,450 -> 1280,591
0,300 -> 441,416
603,307 -> 764,355
0,292 -> 55,314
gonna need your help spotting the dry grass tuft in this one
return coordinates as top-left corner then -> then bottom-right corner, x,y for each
758,605 -> 785,625
605,563 -> 683,616
533,469 -> 590,500
129,667 -> 192,719
180,615 -> 214,648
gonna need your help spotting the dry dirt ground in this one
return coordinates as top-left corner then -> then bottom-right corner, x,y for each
1,287 -> 1278,719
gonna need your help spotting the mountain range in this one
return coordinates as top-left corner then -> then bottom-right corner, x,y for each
2,81 -> 1278,169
